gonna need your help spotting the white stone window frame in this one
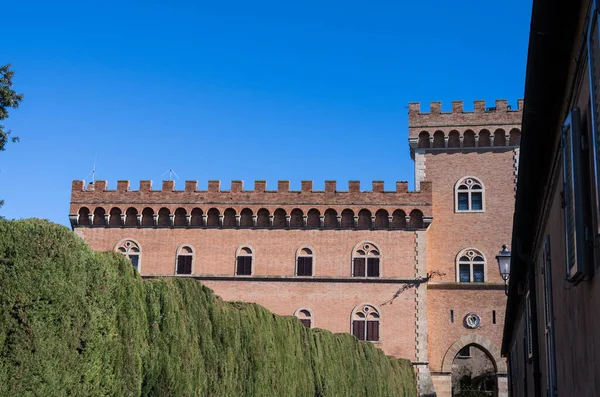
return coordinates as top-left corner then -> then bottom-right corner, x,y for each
235,245 -> 255,276
455,248 -> 487,283
114,238 -> 142,273
351,241 -> 382,278
454,176 -> 486,213
350,303 -> 381,343
295,246 -> 315,277
294,307 -> 314,328
175,244 -> 195,275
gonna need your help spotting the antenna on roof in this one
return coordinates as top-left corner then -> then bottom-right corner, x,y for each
161,168 -> 179,180
83,153 -> 97,183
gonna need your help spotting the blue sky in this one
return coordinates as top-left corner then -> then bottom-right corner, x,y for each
1,1 -> 531,226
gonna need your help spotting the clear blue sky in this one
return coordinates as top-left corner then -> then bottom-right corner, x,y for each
1,1 -> 531,226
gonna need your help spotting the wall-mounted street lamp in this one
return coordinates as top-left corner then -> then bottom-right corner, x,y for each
496,244 -> 511,296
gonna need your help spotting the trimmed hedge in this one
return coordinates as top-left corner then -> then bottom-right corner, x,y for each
0,219 -> 416,396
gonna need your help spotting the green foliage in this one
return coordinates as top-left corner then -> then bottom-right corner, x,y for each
0,64 -> 23,152
0,219 -> 417,397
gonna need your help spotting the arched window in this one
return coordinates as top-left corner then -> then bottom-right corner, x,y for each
174,208 -> 187,226
78,207 -> 90,226
93,207 -> 106,226
256,208 -> 270,227
141,208 -> 154,226
240,208 -> 253,227
494,129 -> 506,146
357,209 -> 372,229
207,208 -> 220,227
418,131 -> 430,148
176,245 -> 194,275
125,207 -> 138,226
391,209 -> 406,229
509,128 -> 521,146
351,304 -> 380,342
455,177 -> 485,212
223,208 -> 237,227
307,209 -> 320,228
463,130 -> 476,147
324,209 -> 338,229
479,129 -> 491,147
295,308 -> 313,328
109,208 -> 122,226
190,208 -> 203,226
236,247 -> 253,276
289,209 -> 304,228
115,239 -> 141,271
352,242 -> 380,277
158,208 -> 170,227
296,247 -> 314,277
409,209 -> 424,228
457,248 -> 486,283
341,209 -> 355,228
273,208 -> 287,228
375,209 -> 389,229
448,130 -> 460,148
433,130 -> 445,148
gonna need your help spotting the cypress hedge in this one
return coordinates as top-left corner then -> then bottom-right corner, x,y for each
0,219 -> 416,396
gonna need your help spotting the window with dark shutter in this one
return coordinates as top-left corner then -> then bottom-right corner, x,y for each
366,320 -> 379,341
353,258 -> 366,277
352,320 -> 366,340
296,248 -> 314,276
562,108 -> 586,281
177,255 -> 192,274
299,319 -> 311,328
352,243 -> 380,277
352,305 -> 380,342
237,256 -> 252,275
297,256 -> 313,276
367,258 -> 380,277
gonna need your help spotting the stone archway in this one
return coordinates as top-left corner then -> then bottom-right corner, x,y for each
441,335 -> 507,397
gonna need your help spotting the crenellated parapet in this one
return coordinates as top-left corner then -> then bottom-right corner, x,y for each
69,179 -> 433,230
408,99 -> 523,158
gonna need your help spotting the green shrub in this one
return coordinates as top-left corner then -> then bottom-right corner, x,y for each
0,219 -> 416,396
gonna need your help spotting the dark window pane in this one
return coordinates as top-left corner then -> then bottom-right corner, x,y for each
353,258 -> 366,277
297,257 -> 313,276
367,258 -> 380,277
458,193 -> 469,210
299,319 -> 311,328
472,192 -> 483,210
458,346 -> 471,357
459,263 -> 470,282
177,255 -> 193,274
473,264 -> 485,283
304,257 -> 313,276
237,256 -> 252,275
366,320 -> 379,341
352,320 -> 365,340
130,255 -> 139,270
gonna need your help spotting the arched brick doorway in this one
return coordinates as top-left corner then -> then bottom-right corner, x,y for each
441,335 -> 507,397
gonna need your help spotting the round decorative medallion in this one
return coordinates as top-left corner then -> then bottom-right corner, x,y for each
464,313 -> 481,329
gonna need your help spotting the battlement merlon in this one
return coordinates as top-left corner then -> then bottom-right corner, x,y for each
70,179 -> 433,214
408,99 -> 523,136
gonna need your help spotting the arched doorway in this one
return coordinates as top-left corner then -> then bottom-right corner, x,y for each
451,344 -> 497,395
441,335 -> 507,397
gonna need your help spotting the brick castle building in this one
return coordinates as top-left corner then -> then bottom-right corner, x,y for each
69,99 -> 522,397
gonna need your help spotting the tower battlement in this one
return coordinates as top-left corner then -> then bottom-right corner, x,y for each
408,99 -> 523,157
70,179 -> 433,229
71,179 -> 430,196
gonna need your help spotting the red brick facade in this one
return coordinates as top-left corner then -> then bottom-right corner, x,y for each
70,99 -> 521,397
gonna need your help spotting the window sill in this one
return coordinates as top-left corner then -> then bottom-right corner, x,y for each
454,210 -> 485,214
